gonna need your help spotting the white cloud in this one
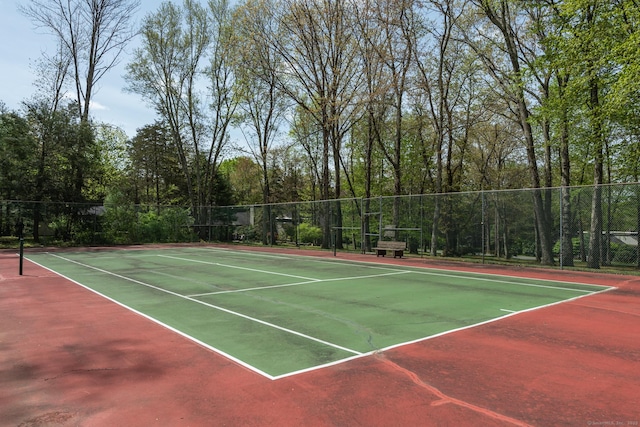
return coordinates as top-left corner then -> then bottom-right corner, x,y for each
89,100 -> 108,111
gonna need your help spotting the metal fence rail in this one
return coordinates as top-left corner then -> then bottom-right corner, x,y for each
2,182 -> 639,269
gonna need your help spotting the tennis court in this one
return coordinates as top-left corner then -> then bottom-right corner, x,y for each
26,246 -> 611,379
3,245 -> 640,425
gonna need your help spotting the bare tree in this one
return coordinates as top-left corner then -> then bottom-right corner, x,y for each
233,0 -> 288,244
414,0 -> 474,256
21,0 -> 140,122
23,41 -> 73,241
126,0 -> 239,231
366,0 -> 418,234
466,0 -> 555,265
203,0 -> 240,209
352,0 -> 391,251
126,1 -> 209,217
266,0 -> 364,248
22,0 -> 140,205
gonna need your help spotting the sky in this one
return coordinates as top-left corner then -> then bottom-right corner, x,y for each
0,1 -> 160,138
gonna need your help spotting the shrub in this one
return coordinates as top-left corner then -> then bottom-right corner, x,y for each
610,244 -> 637,265
298,223 -> 322,245
102,205 -> 195,244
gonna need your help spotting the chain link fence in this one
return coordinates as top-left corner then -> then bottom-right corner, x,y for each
2,183 -> 639,269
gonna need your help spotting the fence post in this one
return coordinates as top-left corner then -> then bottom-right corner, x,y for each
559,187 -> 564,270
481,190 -> 485,264
360,197 -> 365,254
379,196 -> 383,240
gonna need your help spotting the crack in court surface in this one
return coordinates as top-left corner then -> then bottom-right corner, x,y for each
374,353 -> 533,427
43,367 -> 120,381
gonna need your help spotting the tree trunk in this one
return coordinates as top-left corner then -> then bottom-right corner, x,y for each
587,74 -> 604,269
587,184 -> 603,268
478,0 -> 554,264
559,74 -> 574,266
431,197 -> 440,257
636,186 -> 640,269
321,121 -> 331,249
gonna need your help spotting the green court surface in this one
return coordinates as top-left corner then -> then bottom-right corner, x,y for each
26,248 -> 610,379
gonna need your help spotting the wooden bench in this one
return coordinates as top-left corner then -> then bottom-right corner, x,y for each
373,241 -> 406,258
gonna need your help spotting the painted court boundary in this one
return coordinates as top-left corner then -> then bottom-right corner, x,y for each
199,246 -> 615,291
25,251 -> 615,380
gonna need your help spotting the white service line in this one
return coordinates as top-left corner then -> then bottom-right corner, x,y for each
47,253 -> 362,357
324,270 -> 412,282
188,279 -> 320,297
158,254 -> 320,282
196,247 -> 294,260
278,251 -> 612,291
188,270 -> 411,297
183,247 -> 608,293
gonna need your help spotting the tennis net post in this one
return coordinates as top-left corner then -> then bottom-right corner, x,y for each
19,238 -> 24,275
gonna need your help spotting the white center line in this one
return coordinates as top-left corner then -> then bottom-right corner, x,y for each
188,270 -> 411,297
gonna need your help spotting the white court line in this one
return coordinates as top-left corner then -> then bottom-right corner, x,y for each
271,285 -> 616,380
195,249 -> 600,294
74,255 -> 156,261
26,251 -> 617,382
323,270 -> 412,283
26,255 -> 278,379
158,254 -> 320,282
409,268 -> 598,293
188,270 -> 411,297
188,279 -> 319,297
196,247 -> 294,260
224,248 -> 612,290
193,247 -> 610,293
174,249 -> 603,296
45,253 -> 362,358
370,286 -> 615,355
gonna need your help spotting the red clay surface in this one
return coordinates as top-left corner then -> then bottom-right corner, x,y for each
2,245 -> 639,426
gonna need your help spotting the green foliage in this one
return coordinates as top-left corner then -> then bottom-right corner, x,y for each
138,208 -> 195,243
102,191 -> 194,244
5,0 -> 640,268
102,199 -> 196,245
220,157 -> 263,204
102,204 -> 137,244
210,169 -> 235,207
47,214 -> 72,241
0,111 -> 37,200
298,222 -> 321,245
234,225 -> 257,241
553,237 -> 581,256
84,124 -> 129,201
123,122 -> 187,206
610,243 -> 637,265
281,222 -> 295,242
